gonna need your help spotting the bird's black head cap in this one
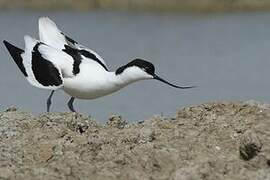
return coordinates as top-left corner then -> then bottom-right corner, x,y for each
116,58 -> 155,75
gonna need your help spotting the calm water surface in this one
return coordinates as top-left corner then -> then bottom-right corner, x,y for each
0,10 -> 270,122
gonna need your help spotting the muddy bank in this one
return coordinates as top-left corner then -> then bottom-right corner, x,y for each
0,101 -> 270,179
2,0 -> 270,12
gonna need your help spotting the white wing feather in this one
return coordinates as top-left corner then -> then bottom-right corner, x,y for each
38,17 -> 67,50
38,17 -> 108,69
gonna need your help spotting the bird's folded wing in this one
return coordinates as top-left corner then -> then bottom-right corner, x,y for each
22,35 -> 74,90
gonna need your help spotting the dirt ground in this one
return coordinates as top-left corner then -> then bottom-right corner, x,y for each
0,101 -> 270,180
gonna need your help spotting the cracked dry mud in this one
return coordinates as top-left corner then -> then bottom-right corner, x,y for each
0,101 -> 270,180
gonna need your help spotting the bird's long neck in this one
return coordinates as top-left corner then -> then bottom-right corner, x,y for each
109,71 -> 140,87
103,62 -> 152,92
106,69 -> 146,91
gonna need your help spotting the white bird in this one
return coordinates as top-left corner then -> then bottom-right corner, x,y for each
3,17 -> 195,112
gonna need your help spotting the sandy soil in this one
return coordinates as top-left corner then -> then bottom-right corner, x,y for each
0,101 -> 270,180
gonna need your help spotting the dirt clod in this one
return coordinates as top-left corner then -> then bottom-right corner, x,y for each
239,130 -> 262,160
106,115 -> 127,129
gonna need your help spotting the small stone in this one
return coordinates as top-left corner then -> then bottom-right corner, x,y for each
138,127 -> 155,143
67,120 -> 89,134
5,106 -> 18,112
267,159 -> 270,166
239,130 -> 262,161
233,132 -> 238,138
106,115 -> 127,129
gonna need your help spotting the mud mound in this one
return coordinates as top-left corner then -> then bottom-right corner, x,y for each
0,101 -> 270,180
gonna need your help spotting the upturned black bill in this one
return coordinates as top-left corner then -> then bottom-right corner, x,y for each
153,74 -> 196,89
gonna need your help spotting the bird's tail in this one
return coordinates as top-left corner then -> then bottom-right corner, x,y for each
3,40 -> 28,77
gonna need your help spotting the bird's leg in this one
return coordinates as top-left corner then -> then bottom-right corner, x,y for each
46,90 -> 55,112
67,97 -> 76,112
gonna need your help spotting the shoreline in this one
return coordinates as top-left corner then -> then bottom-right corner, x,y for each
0,101 -> 270,179
2,1 -> 270,13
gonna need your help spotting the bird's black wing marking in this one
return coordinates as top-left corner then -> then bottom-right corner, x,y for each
3,40 -> 28,77
61,32 -> 77,47
32,43 -> 63,86
62,45 -> 82,75
61,32 -> 108,72
79,50 -> 108,71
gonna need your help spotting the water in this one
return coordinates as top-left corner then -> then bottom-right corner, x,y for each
0,10 -> 270,122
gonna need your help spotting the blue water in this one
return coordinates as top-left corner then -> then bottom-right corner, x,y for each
1,10 -> 270,122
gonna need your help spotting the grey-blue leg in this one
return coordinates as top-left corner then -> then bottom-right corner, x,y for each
46,90 -> 55,112
68,97 -> 76,112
